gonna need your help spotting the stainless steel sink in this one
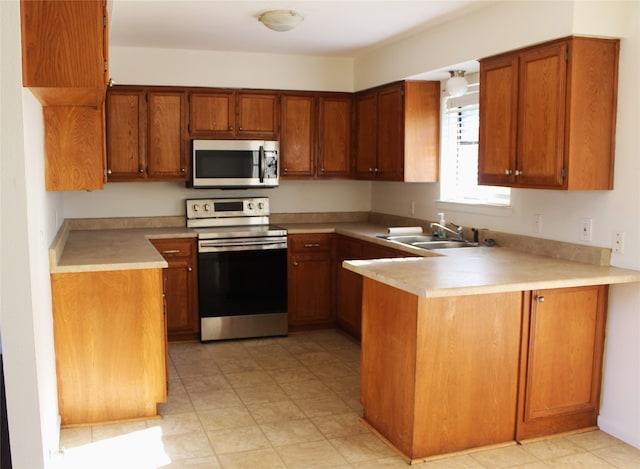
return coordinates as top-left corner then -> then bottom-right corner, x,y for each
376,234 -> 437,243
377,234 -> 476,250
412,240 -> 477,250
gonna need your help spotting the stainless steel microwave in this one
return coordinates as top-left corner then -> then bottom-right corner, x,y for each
191,140 -> 279,189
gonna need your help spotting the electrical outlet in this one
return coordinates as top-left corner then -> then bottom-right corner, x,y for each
613,231 -> 625,254
580,217 -> 593,242
534,214 -> 542,234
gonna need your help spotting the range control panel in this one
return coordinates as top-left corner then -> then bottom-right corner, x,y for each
186,197 -> 270,220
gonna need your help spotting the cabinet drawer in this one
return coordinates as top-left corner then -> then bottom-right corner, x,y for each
150,238 -> 194,259
288,234 -> 333,252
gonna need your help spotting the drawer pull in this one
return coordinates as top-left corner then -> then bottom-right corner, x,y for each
304,243 -> 321,248
161,249 -> 181,254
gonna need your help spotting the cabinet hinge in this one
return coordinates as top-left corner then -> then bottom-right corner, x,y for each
103,60 -> 108,73
561,168 -> 566,178
103,15 -> 107,28
565,50 -> 569,62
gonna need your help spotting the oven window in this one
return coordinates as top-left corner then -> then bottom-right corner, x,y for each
195,150 -> 255,178
198,249 -> 287,317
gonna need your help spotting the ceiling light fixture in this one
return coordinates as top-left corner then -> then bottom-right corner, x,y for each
446,70 -> 468,97
258,10 -> 303,32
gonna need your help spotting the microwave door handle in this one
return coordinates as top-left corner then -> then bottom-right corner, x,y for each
259,145 -> 265,183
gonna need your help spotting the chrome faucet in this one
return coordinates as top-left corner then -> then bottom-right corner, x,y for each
430,221 -> 464,240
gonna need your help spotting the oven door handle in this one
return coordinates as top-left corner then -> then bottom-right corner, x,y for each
200,239 -> 284,249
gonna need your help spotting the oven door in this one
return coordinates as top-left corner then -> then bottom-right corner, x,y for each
198,245 -> 287,341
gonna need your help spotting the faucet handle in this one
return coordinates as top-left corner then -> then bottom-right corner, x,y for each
449,221 -> 463,233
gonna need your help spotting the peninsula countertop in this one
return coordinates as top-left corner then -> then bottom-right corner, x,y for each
342,247 -> 640,298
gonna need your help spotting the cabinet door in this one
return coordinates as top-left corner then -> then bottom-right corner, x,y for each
189,91 -> 235,138
335,236 -> 363,338
376,84 -> 404,180
317,94 -> 352,178
478,54 -> 519,186
287,234 -> 333,326
280,94 -> 316,178
355,91 -> 378,178
236,92 -> 279,139
151,238 -> 199,342
517,285 -> 608,440
106,88 -> 147,180
44,105 -> 105,191
516,42 -> 567,188
20,0 -> 107,106
147,90 -> 188,180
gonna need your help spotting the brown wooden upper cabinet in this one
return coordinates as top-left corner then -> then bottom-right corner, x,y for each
355,81 -> 440,182
280,92 -> 352,179
20,0 -> 109,107
106,86 -> 188,181
478,36 -> 619,190
189,91 -> 279,139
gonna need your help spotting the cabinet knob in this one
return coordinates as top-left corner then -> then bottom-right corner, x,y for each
188,267 -> 192,272
536,295 -> 545,302
374,168 -> 380,173
107,169 -> 112,175
229,126 -> 233,131
139,168 -> 144,174
239,127 -> 243,131
504,169 -> 512,175
283,168 -> 288,173
320,168 -> 325,172
368,167 -> 374,173
293,261 -> 299,267
515,170 -> 523,176
180,168 -> 185,173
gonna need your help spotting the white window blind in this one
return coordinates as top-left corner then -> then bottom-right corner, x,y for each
440,82 -> 510,205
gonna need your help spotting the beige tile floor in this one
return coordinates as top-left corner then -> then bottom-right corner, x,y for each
55,329 -> 640,468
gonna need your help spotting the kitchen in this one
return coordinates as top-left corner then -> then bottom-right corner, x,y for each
2,1 -> 640,468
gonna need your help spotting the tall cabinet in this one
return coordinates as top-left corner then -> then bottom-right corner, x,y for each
478,36 -> 619,190
20,0 -> 109,191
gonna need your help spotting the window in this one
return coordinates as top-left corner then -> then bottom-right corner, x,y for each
440,80 -> 510,205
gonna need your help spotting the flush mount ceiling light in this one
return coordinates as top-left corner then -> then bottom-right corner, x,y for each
446,70 -> 468,97
258,10 -> 304,32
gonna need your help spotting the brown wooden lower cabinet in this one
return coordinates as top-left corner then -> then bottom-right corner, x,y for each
287,234 -> 334,328
335,236 -> 413,338
150,238 -> 199,342
50,268 -> 167,426
359,277 -> 609,461
517,285 -> 608,440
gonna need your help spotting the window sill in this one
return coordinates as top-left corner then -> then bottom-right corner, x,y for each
435,200 -> 513,217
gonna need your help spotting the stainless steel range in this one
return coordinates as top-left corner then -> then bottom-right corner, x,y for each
186,197 -> 288,341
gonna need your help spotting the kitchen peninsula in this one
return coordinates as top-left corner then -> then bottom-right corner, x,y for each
343,249 -> 640,463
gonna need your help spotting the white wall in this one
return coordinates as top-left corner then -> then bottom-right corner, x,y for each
110,46 -> 355,92
0,1 -> 63,466
366,0 -> 640,447
63,180 -> 372,219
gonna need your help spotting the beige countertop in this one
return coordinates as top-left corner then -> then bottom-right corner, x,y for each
343,248 -> 640,298
49,223 -> 195,273
49,220 -> 640,296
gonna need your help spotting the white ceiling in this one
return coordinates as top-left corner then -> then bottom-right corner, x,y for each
109,0 -> 486,60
